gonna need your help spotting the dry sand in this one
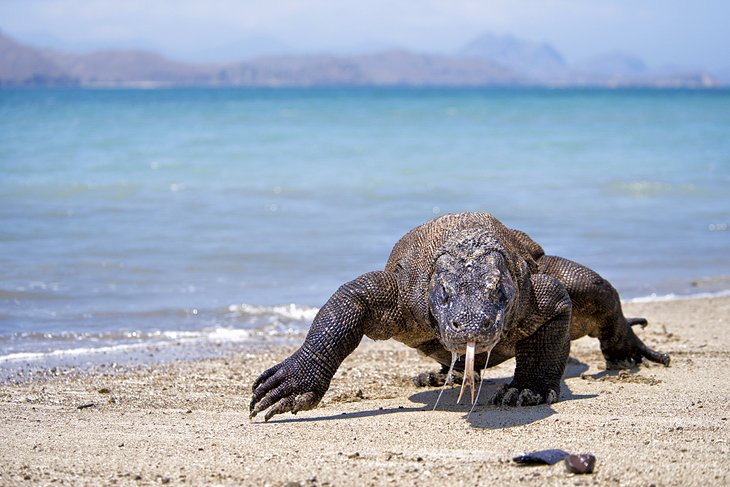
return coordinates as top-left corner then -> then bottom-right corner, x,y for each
1,295 -> 729,486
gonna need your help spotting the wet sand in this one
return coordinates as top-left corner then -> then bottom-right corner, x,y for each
1,296 -> 729,486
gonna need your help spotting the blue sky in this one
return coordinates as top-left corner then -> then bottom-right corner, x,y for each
1,0 -> 728,71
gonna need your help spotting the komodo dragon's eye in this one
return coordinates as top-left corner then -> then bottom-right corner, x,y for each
495,280 -> 515,303
489,286 -> 503,301
437,283 -> 450,305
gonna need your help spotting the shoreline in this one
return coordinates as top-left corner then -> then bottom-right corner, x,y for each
3,284 -> 730,380
1,295 -> 729,485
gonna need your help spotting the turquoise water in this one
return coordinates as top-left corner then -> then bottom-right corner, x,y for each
1,88 -> 729,371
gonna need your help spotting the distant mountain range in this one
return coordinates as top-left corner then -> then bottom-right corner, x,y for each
0,30 -> 721,88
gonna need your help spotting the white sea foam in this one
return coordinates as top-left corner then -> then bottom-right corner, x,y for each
227,303 -> 319,322
625,289 -> 730,304
0,301 -> 320,368
155,326 -> 257,344
0,341 -> 152,363
206,327 -> 253,342
0,326 -> 257,365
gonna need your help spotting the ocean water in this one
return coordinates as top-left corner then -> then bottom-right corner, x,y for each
1,88 -> 729,375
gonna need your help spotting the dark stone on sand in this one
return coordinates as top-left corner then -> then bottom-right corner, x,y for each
513,449 -> 569,465
564,453 -> 596,474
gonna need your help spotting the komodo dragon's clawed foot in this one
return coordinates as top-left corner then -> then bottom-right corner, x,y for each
602,318 -> 671,370
413,365 -> 463,387
491,384 -> 559,407
250,349 -> 328,421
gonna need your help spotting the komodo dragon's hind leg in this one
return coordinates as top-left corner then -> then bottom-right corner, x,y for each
537,255 -> 670,370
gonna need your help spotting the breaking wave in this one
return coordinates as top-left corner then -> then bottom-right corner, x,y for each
625,288 -> 730,303
0,303 -> 318,372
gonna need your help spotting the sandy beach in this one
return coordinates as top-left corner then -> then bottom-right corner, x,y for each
1,295 -> 728,486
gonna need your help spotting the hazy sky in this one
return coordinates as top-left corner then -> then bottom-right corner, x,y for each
1,0 -> 728,71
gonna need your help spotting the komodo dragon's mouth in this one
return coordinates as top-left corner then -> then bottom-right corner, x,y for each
433,341 -> 495,413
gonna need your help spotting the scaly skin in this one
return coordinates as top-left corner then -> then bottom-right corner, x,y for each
250,213 -> 670,420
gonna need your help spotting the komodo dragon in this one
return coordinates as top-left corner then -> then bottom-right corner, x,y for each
250,212 -> 669,421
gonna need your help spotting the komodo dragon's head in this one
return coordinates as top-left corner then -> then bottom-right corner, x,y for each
428,236 -> 515,356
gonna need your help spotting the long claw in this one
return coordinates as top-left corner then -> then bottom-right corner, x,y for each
250,364 -> 286,412
627,317 -> 648,328
252,364 -> 278,391
637,341 -> 671,366
250,381 -> 293,419
250,366 -> 288,413
264,397 -> 295,422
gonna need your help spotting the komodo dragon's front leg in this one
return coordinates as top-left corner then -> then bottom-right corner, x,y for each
250,271 -> 402,421
493,273 -> 572,406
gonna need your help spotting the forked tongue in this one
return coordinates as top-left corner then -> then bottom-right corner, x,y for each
432,352 -> 459,411
467,348 -> 493,418
457,341 -> 477,404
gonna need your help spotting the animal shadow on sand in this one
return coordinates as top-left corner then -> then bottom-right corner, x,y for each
410,359 -> 596,429
259,405 -> 425,424
407,357 -> 595,429
261,357 -> 596,427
